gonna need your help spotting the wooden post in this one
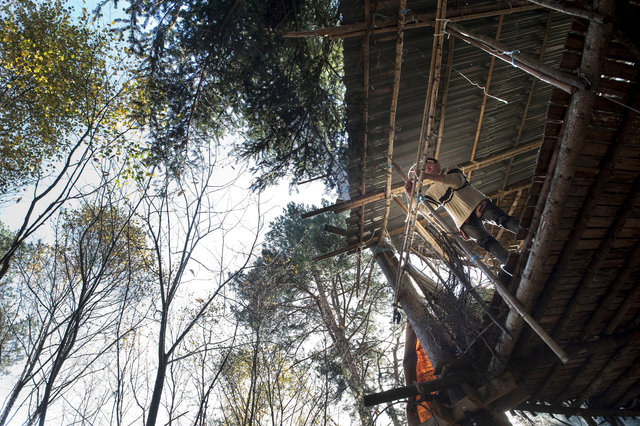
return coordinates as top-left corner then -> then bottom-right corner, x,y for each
493,0 -> 615,369
364,375 -> 467,407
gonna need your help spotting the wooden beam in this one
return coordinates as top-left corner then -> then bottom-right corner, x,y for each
312,242 -> 362,261
526,0 -> 610,23
516,403 -> 640,418
512,328 -> 640,376
285,2 -> 540,39
301,184 -> 405,218
312,216 -> 438,261
616,377 -> 640,408
459,140 -> 542,174
324,224 -> 347,236
364,375 -> 468,407
530,97 -> 640,340
603,241 -> 640,335
444,22 -> 589,93
552,176 -> 640,339
601,355 -> 640,406
574,339 -> 640,407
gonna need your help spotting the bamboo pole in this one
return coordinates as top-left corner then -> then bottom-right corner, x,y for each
444,22 -> 589,93
468,15 -> 503,182
301,177 -> 530,220
492,0 -> 615,369
356,0 -> 371,296
435,36 -> 455,159
496,189 -> 522,241
393,0 -> 448,313
392,197 -> 446,260
378,0 -> 406,244
487,180 -> 532,200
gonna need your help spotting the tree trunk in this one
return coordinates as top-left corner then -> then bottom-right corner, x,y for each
146,356 -> 168,426
374,245 -> 457,367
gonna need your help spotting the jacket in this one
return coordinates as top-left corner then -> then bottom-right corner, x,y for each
419,168 -> 487,229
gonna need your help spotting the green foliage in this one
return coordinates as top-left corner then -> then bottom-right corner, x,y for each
122,0 -> 346,189
234,202 -> 352,337
0,0 -> 93,190
263,202 -> 345,269
0,0 -> 149,193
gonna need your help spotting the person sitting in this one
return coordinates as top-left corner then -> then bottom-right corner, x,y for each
405,158 -> 520,267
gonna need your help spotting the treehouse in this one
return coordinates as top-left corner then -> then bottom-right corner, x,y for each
301,0 -> 640,424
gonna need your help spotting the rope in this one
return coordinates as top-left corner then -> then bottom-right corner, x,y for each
470,252 -> 483,263
436,18 -> 450,33
502,49 -> 520,66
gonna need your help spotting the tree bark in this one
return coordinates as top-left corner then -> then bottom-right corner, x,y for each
374,246 -> 457,367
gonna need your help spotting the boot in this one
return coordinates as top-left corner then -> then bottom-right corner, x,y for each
500,253 -> 520,276
485,241 -> 509,265
504,216 -> 520,234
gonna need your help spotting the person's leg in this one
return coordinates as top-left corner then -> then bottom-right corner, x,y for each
461,213 -> 509,264
481,200 -> 520,234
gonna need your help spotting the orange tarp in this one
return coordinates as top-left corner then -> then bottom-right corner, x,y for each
415,339 -> 436,422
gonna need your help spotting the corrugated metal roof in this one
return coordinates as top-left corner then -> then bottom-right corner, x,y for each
340,1 -> 571,253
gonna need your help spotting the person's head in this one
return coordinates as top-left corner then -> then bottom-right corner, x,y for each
424,157 -> 441,174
